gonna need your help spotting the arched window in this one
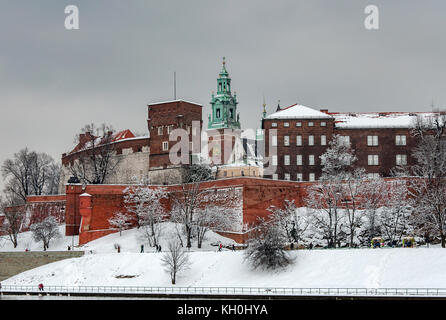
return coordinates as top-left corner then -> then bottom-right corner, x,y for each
216,109 -> 221,118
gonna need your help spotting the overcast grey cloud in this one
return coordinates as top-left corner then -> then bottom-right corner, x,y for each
0,0 -> 445,190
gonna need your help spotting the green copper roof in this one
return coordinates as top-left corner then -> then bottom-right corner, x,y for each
208,58 -> 240,130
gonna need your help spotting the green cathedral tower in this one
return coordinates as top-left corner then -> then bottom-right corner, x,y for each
207,57 -> 241,130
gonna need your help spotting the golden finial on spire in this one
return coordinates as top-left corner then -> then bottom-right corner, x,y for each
223,56 -> 226,65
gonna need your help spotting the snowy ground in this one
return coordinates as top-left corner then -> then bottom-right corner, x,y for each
2,224 -> 446,288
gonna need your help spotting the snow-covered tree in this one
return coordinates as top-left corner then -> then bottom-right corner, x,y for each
320,134 -> 357,180
409,113 -> 446,247
305,181 -> 345,248
123,183 -> 167,246
169,163 -> 216,248
161,240 -> 190,285
268,200 -> 309,246
194,187 -> 240,248
358,177 -> 386,245
244,218 -> 294,270
341,168 -> 367,247
108,211 -> 132,236
379,180 -> 412,245
30,216 -> 61,251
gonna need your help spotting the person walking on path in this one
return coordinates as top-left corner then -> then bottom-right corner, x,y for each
38,283 -> 44,292
218,243 -> 223,252
140,244 -> 144,253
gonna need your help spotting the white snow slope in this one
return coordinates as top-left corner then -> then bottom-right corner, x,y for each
2,224 -> 446,288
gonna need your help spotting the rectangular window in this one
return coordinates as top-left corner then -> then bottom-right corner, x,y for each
296,155 -> 302,166
368,173 -> 380,179
367,135 -> 378,146
284,173 -> 290,180
309,155 -> 315,165
368,155 -> 379,166
396,154 -> 407,165
284,155 -> 290,165
296,135 -> 302,146
284,122 -> 290,127
284,136 -> 290,146
321,121 -> 326,127
396,135 -> 407,146
308,135 -> 314,146
339,136 -> 350,146
271,122 -> 277,128
158,127 -> 163,135
296,122 -> 302,127
308,122 -> 314,127
296,173 -> 303,181
272,155 -> 278,166
162,141 -> 168,151
271,136 -> 277,147
272,174 -> 278,180
321,135 -> 327,146
309,173 -> 315,181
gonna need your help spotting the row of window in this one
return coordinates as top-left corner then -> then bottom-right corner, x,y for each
271,121 -> 327,128
157,126 -> 198,136
272,173 -> 316,182
367,135 -> 407,146
272,135 -> 327,147
270,135 -> 407,147
272,172 -> 382,182
271,154 -> 408,166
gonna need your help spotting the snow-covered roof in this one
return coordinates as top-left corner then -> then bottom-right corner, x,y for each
332,112 -> 440,129
265,104 -> 333,120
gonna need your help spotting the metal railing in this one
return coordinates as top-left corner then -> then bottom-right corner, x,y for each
1,285 -> 446,297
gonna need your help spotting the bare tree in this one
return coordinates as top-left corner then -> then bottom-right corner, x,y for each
0,197 -> 25,248
69,123 -> 121,185
161,240 -> 190,285
1,148 -> 60,204
108,211 -> 132,236
30,216 -> 61,251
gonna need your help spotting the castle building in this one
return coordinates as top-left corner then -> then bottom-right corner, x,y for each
262,103 -> 441,181
147,99 -> 203,184
59,130 -> 150,193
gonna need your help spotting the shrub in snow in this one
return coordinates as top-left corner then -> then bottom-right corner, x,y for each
244,219 -> 294,271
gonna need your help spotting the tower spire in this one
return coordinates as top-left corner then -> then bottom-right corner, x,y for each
208,57 -> 240,130
262,95 -> 267,119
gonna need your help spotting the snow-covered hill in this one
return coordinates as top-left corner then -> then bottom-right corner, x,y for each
2,224 -> 446,288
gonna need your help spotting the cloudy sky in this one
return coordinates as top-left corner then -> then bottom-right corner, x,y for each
0,0 -> 445,189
